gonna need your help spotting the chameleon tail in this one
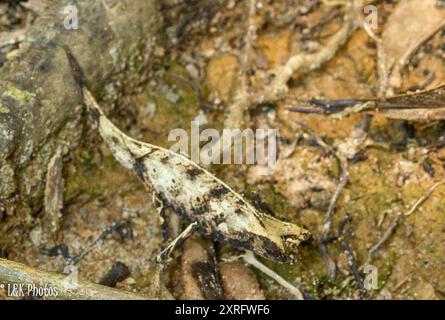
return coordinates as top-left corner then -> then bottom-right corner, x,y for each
83,88 -> 154,170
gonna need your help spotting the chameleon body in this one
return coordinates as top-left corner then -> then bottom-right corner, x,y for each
84,89 -> 311,263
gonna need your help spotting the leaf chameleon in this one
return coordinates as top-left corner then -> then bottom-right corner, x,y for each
83,89 -> 311,263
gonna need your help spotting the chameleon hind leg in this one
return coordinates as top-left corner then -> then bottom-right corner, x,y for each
157,222 -> 198,262
153,192 -> 171,241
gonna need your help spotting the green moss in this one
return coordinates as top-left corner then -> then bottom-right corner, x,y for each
378,251 -> 399,289
64,153 -> 111,201
306,275 -> 343,300
4,84 -> 36,103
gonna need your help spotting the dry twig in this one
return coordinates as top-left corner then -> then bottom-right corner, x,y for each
294,121 -> 349,279
336,215 -> 366,298
241,251 -> 304,300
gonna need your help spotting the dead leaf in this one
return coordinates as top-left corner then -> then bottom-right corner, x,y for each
43,146 -> 64,237
380,84 -> 445,120
380,0 -> 445,95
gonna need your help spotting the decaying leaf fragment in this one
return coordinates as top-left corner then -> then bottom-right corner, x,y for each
83,89 -> 311,263
379,0 -> 445,95
43,145 -> 64,235
378,84 -> 445,121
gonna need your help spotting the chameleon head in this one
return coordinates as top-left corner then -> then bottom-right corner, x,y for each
250,216 -> 312,263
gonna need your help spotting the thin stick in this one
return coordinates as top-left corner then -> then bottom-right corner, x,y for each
224,0 -> 257,130
294,121 -> 349,278
241,251 -> 304,300
158,222 -> 198,261
0,258 -> 149,300
322,163 -> 349,237
241,0 -> 257,94
366,180 -> 445,264
69,221 -> 128,265
336,215 -> 366,298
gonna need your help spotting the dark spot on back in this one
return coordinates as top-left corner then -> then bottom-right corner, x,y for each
193,201 -> 209,215
186,168 -> 203,180
157,191 -> 194,222
167,186 -> 180,197
258,236 -> 286,262
224,234 -> 254,253
210,186 -> 230,198
133,158 -> 147,181
250,193 -> 275,216
214,212 -> 226,225
161,156 -> 170,163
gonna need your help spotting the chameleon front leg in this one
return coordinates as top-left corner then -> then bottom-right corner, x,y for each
152,192 -> 171,242
157,222 -> 199,262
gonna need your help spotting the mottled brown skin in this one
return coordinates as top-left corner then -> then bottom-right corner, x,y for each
84,89 -> 311,263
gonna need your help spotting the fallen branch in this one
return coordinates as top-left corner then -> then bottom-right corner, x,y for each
0,258 -> 149,300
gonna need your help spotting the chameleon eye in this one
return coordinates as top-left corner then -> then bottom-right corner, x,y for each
283,233 -> 312,248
